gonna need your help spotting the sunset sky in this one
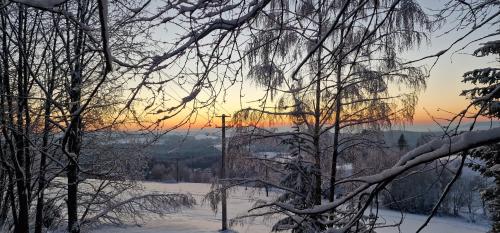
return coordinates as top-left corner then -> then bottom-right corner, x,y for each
147,46 -> 498,132
131,0 -> 499,132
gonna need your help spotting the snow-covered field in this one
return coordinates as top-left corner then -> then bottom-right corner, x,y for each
90,182 -> 489,233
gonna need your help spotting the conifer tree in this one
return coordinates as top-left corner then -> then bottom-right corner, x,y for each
462,39 -> 500,233
398,134 -> 409,151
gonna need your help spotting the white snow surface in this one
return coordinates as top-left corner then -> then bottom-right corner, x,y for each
90,182 -> 489,233
193,134 -> 219,140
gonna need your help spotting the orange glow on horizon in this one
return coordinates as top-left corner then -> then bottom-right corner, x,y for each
115,111 -> 493,131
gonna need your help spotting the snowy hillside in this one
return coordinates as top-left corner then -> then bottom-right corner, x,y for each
90,182 -> 489,233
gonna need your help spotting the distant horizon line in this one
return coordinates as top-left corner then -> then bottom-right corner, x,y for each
111,120 -> 499,133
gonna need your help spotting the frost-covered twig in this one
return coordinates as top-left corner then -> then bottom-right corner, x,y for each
81,192 -> 196,227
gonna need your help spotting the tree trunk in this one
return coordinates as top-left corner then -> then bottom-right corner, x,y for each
65,1 -> 86,231
0,171 -> 7,227
329,65 -> 342,203
329,17 -> 345,204
35,82 -> 54,233
66,62 -> 82,233
13,5 -> 30,232
312,0 -> 323,206
67,161 -> 79,233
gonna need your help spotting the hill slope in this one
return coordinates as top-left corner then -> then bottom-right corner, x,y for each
90,182 -> 489,233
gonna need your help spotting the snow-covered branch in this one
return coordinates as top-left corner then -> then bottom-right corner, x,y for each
265,127 -> 500,215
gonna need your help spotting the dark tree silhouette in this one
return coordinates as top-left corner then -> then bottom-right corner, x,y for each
398,134 -> 409,151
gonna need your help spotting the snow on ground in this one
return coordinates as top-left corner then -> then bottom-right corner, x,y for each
193,134 -> 219,140
372,209 -> 488,233
90,182 -> 489,233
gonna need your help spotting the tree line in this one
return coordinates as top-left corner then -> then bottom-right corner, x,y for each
0,0 -> 498,233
